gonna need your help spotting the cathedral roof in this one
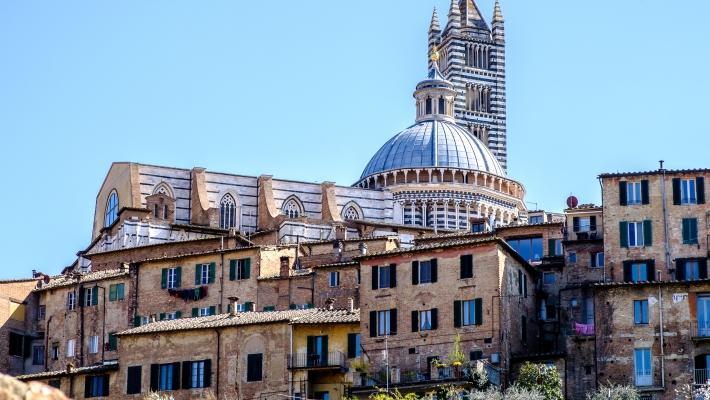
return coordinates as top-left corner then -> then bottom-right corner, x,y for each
359,118 -> 505,179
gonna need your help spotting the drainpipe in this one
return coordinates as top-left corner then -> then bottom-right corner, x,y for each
78,283 -> 85,367
660,161 -> 671,274
96,286 -> 107,363
219,243 -> 225,313
658,276 -> 666,389
289,324 -> 294,398
214,329 -> 221,398
44,315 -> 53,370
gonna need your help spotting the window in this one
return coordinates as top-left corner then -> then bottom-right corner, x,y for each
37,305 -> 46,321
675,259 -> 708,281
329,271 -> 340,287
188,360 -> 211,389
195,263 -> 215,285
529,215 -> 543,224
548,239 -> 563,256
543,272 -> 556,285
229,258 -> 251,281
126,366 -> 142,395
438,97 -> 445,114
425,97 -> 432,114
343,206 -> 360,220
576,217 -> 591,232
682,218 -> 699,245
372,264 -> 396,289
67,339 -> 75,357
591,252 -> 605,268
153,363 -> 179,391
626,182 -> 643,205
85,375 -> 109,398
89,335 -> 99,354
412,309 -> 437,332
517,270 -> 528,297
9,333 -> 24,357
681,179 -> 697,204
412,259 -> 437,284
378,310 -> 392,336
104,190 -> 119,227
161,267 -> 181,289
51,343 -> 59,360
153,204 -> 159,218
195,306 -> 215,317
624,261 -> 654,282
107,333 -> 118,351
282,198 -> 302,219
247,353 -> 263,382
219,194 -> 237,229
32,346 -> 44,365
109,283 -> 125,301
347,333 -> 361,358
163,204 -> 169,219
568,251 -> 577,264
507,237 -> 544,262
160,311 -> 181,321
67,291 -> 76,311
634,348 -> 652,386
84,287 -> 98,307
634,300 -> 649,325
455,299 -> 483,327
460,255 -> 473,279
622,221 -> 649,248
471,222 -> 485,233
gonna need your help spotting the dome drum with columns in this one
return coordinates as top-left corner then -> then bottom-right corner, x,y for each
355,47 -> 526,229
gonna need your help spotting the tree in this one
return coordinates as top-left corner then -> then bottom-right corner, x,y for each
515,362 -> 563,400
369,389 -> 419,400
585,384 -> 639,400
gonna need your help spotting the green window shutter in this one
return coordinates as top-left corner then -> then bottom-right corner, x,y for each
117,283 -> 124,300
307,303 -> 314,309
263,306 -> 275,312
175,311 -> 182,319
229,260 -> 236,281
619,222 -> 628,248
109,285 -> 116,301
161,269 -> 167,289
453,301 -> 462,328
209,262 -> 216,283
195,264 -> 201,285
209,306 -> 216,316
159,313 -> 165,321
643,220 -> 653,246
92,285 -> 99,306
619,181 -> 628,206
192,308 -> 198,317
672,178 -> 681,205
133,315 -> 141,327
290,304 -> 297,310
548,239 -> 555,256
698,177 -> 706,204
108,333 -> 117,351
244,302 -> 253,312
692,219 -> 699,244
175,267 -> 182,288
641,180 -> 650,204
244,258 -> 251,279
682,219 -> 690,243
474,298 -> 483,325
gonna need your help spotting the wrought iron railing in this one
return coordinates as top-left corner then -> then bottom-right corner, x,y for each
287,351 -> 346,369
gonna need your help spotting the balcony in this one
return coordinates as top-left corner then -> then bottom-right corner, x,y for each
351,361 -> 501,389
691,320 -> 710,341
695,369 -> 710,385
287,351 -> 346,370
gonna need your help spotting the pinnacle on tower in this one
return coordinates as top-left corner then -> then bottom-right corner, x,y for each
460,0 -> 484,26
493,0 -> 504,23
445,0 -> 461,33
492,0 -> 505,42
429,7 -> 441,33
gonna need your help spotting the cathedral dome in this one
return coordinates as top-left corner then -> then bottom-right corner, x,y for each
359,119 -> 505,180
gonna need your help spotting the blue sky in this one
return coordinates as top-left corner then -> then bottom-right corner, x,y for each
1,1 -> 708,279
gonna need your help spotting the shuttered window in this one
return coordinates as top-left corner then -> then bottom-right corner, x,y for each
126,366 -> 142,395
460,255 -> 473,279
682,218 -> 699,245
229,258 -> 252,281
247,354 -> 263,382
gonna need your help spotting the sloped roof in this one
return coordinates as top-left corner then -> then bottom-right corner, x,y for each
34,268 -> 129,292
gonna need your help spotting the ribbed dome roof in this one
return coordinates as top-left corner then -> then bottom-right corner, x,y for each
360,119 -> 505,179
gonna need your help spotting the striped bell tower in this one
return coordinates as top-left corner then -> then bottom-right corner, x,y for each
428,0 -> 507,171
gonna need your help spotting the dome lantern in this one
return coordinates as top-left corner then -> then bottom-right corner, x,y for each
414,47 -> 457,123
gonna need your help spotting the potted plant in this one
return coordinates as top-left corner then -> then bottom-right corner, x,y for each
447,334 -> 466,377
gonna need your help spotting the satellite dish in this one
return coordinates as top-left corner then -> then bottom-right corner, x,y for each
566,195 -> 578,209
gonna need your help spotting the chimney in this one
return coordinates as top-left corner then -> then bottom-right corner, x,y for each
359,242 -> 368,255
150,315 -> 157,323
280,256 -> 290,277
326,298 -> 335,311
228,296 -> 239,317
66,363 -> 74,374
348,297 -> 355,313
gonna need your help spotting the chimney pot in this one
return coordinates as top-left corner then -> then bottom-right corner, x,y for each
228,296 -> 239,316
348,297 -> 355,313
326,298 -> 335,310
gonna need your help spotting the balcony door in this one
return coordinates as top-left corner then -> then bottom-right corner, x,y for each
698,296 -> 710,336
634,348 -> 652,387
307,335 -> 328,367
695,354 -> 710,385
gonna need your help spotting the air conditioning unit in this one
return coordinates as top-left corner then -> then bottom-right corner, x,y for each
490,353 -> 500,365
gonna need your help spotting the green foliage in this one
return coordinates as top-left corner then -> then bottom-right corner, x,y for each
585,384 -> 639,400
468,385 -> 543,400
463,362 -> 490,391
143,392 -> 175,400
446,334 -> 466,367
369,388 -> 419,400
515,362 -> 563,400
351,357 -> 370,374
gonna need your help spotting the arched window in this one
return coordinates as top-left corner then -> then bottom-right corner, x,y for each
104,190 -> 119,227
152,182 -> 174,198
343,206 -> 360,220
438,97 -> 445,114
283,198 -> 302,219
425,98 -> 432,114
220,194 -> 237,229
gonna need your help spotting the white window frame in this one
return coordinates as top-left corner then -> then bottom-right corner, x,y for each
66,339 -> 75,357
200,264 -> 210,285
595,252 -> 605,268
634,348 -> 652,386
681,179 -> 697,205
554,239 -> 563,256
67,292 -> 76,311
164,312 -> 178,320
84,287 -> 93,307
419,310 -> 432,331
219,194 -> 237,229
685,260 -> 700,281
529,215 -> 543,225
628,222 -> 644,247
377,310 -> 391,336
461,300 -> 477,326
418,260 -> 433,284
88,335 -> 99,354
191,361 -> 206,388
141,316 -> 150,325
378,266 -> 391,289
199,307 -> 212,317
578,217 -> 591,232
167,268 -> 178,289
329,271 -> 340,287
627,182 -> 642,205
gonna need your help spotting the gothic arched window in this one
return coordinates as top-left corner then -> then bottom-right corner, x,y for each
104,190 -> 119,227
438,97 -> 445,114
283,198 -> 302,219
425,98 -> 432,114
220,194 -> 237,229
343,206 -> 360,220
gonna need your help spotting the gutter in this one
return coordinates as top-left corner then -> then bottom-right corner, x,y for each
214,329 -> 221,398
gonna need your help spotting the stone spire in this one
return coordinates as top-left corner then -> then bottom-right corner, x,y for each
492,0 -> 505,43
429,7 -> 441,33
460,0 -> 484,27
445,0 -> 461,34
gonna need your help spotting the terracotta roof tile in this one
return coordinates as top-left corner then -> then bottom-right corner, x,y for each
34,269 -> 129,292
